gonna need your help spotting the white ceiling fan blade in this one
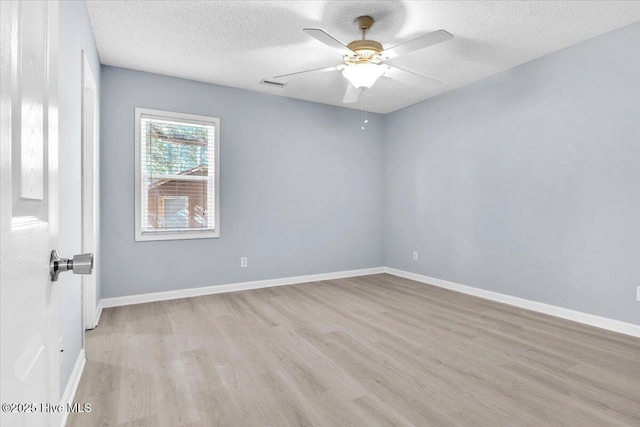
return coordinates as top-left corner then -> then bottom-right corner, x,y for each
381,30 -> 453,60
273,65 -> 340,80
343,83 -> 360,104
303,28 -> 356,56
384,66 -> 441,91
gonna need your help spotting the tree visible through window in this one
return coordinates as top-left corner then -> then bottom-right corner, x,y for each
135,109 -> 220,241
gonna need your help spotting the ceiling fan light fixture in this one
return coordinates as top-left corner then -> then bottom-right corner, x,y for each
342,63 -> 388,89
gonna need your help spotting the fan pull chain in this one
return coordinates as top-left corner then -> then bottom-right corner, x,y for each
361,90 -> 369,131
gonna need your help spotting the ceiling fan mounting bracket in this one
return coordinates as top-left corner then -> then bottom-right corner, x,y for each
354,15 -> 374,32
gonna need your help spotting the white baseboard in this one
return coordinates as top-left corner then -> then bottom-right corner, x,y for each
96,265 -> 639,338
383,267 -> 640,338
99,267 -> 384,309
60,349 -> 86,427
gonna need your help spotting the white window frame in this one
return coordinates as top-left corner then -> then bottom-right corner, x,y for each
134,107 -> 220,241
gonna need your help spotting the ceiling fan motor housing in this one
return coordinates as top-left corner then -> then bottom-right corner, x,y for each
345,40 -> 383,65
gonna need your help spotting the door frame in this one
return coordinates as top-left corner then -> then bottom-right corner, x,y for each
81,50 -> 98,330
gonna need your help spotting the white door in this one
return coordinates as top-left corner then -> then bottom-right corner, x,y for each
1,1 -> 61,426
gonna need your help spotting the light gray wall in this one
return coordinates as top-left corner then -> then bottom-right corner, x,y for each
100,67 -> 384,298
384,22 -> 640,325
58,0 -> 101,396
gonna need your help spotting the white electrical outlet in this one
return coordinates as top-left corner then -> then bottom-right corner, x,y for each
240,257 -> 248,268
636,286 -> 640,302
413,251 -> 418,261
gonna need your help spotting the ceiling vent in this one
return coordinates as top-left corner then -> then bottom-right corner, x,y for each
260,79 -> 286,88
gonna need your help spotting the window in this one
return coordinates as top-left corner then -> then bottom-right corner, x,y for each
135,108 -> 220,241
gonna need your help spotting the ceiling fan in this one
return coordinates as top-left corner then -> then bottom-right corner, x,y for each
273,15 -> 453,103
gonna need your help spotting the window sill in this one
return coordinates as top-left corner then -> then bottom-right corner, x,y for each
135,230 -> 219,242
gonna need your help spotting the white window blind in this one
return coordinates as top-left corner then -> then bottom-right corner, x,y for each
135,109 -> 220,241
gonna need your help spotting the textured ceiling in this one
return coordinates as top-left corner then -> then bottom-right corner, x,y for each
85,1 -> 640,114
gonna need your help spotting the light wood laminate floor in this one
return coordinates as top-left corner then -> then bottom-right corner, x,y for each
68,274 -> 640,426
